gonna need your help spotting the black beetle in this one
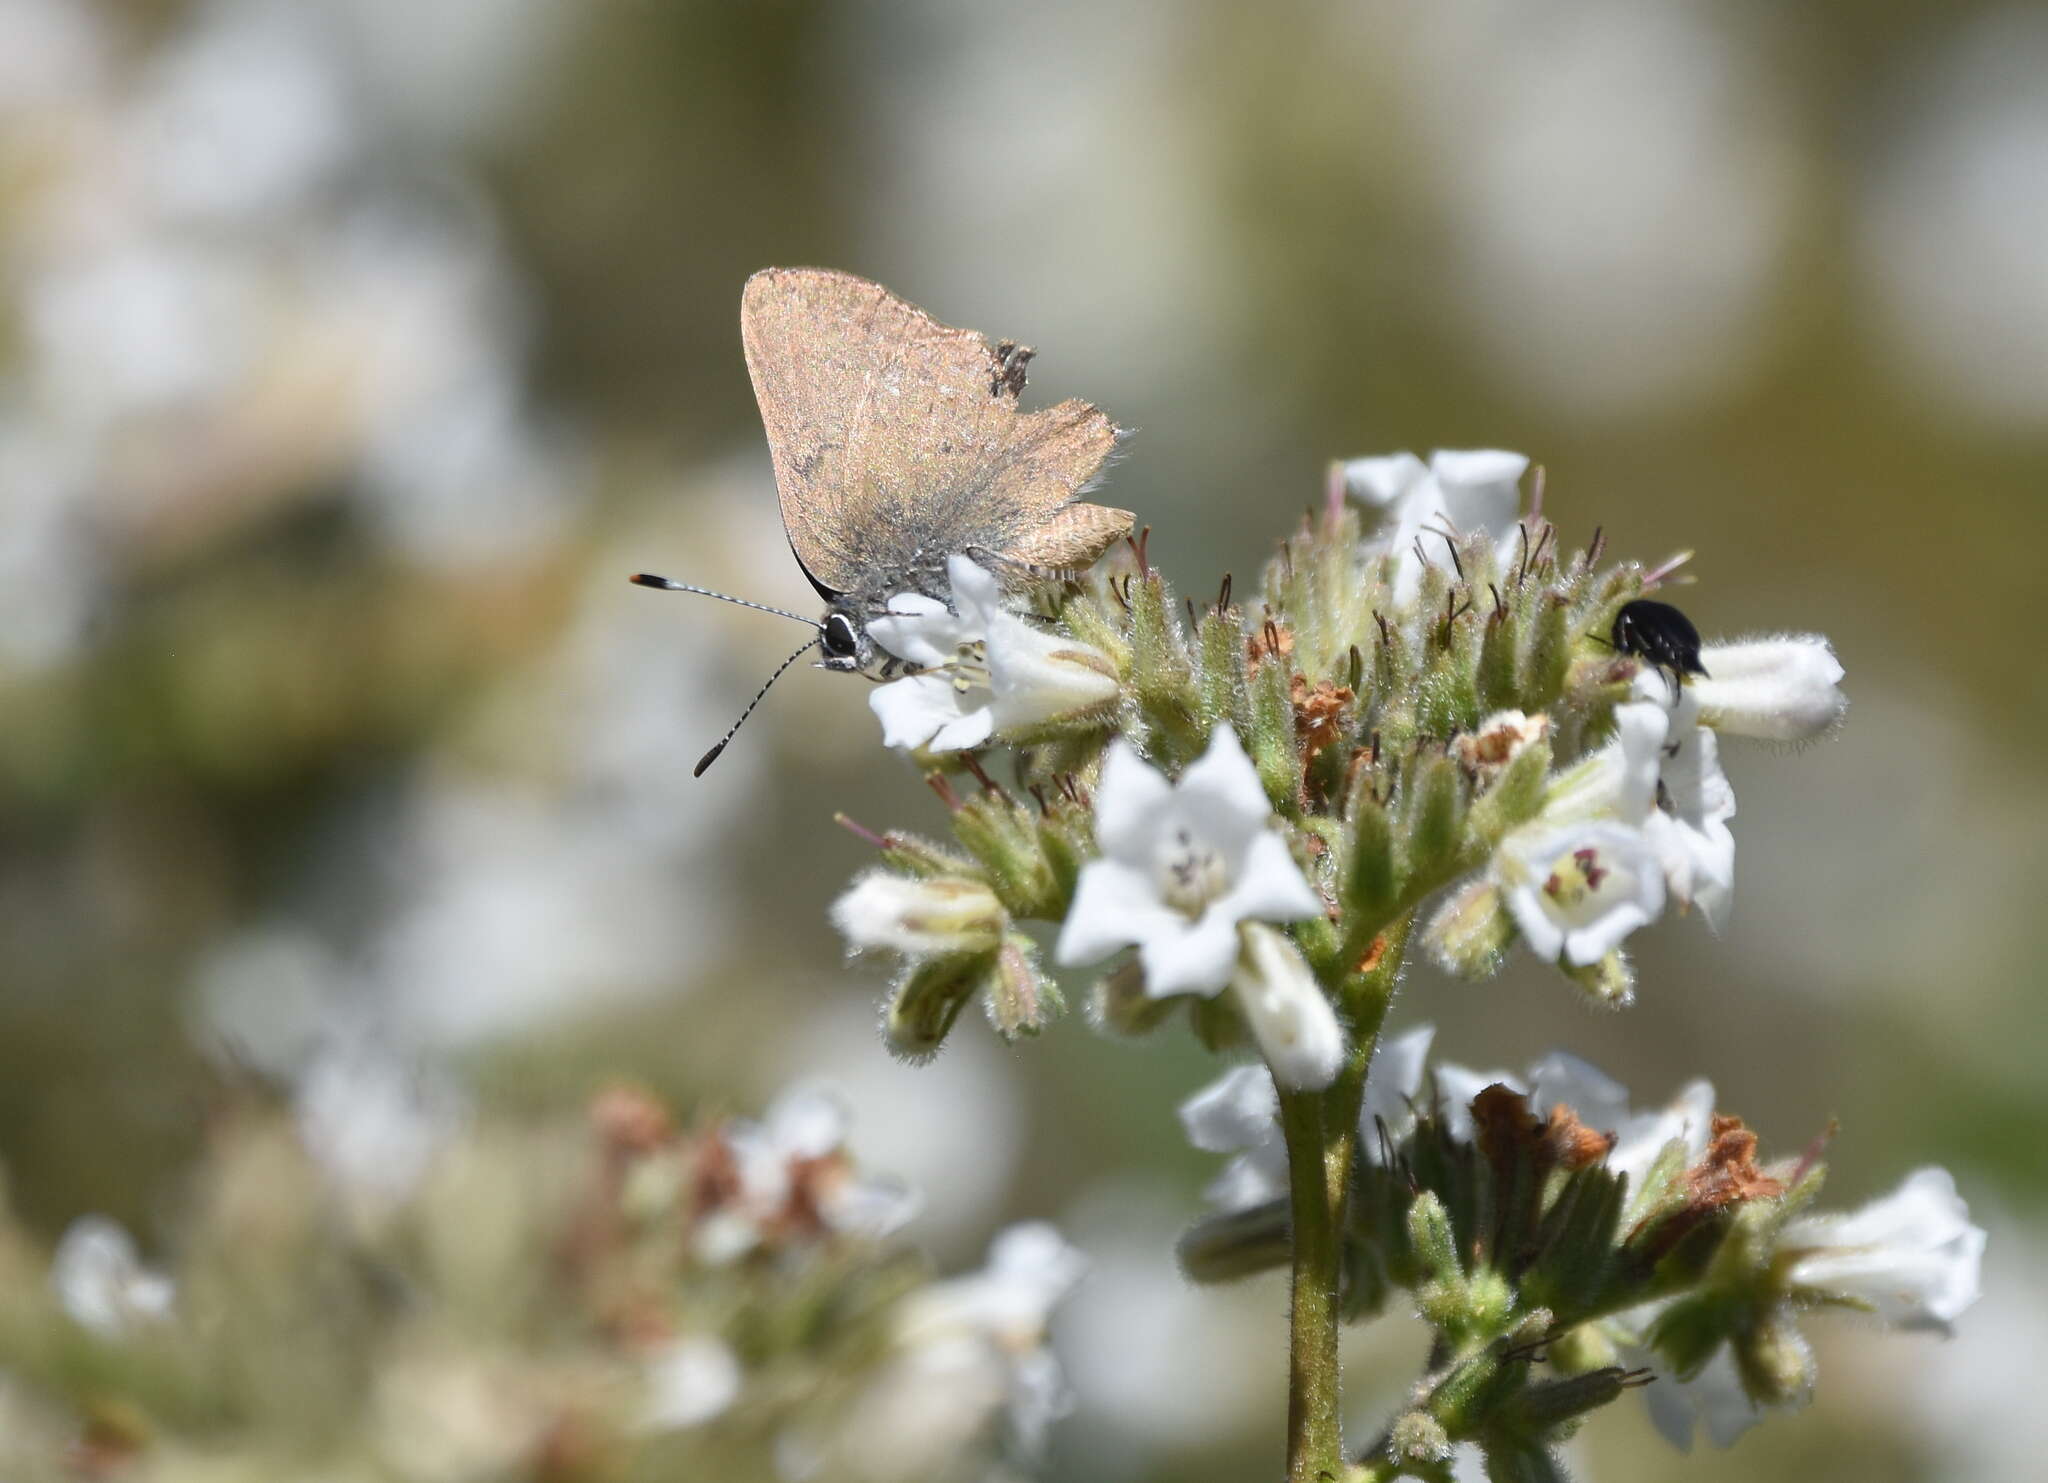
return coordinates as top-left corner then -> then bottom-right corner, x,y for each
1610,598 -> 1708,696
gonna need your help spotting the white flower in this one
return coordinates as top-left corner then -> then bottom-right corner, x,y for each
51,1216 -> 174,1337
1492,818 -> 1667,966
1056,726 -> 1341,1089
694,1086 -> 921,1264
1182,1024 -> 1438,1211
1781,1167 -> 1986,1332
1633,1341 -> 1766,1453
641,1334 -> 744,1431
829,872 -> 1005,958
1621,682 -> 1738,929
1342,448 -> 1529,606
294,1036 -> 461,1215
867,554 -> 1117,752
1691,635 -> 1846,742
852,1222 -> 1086,1466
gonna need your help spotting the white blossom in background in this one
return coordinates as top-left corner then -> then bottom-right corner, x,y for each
1056,726 -> 1342,1089
868,554 -> 1118,752
1692,635 -> 1847,742
294,1034 -> 463,1216
50,1216 -> 175,1337
1631,1342 -> 1765,1454
1782,1167 -> 1986,1331
1181,1023 -> 1437,1212
1342,448 -> 1528,606
641,1334 -> 745,1433
694,1086 -> 921,1266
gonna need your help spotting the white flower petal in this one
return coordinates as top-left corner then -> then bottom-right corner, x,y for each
1495,820 -> 1666,967
1608,1078 -> 1717,1194
52,1216 -> 173,1336
1138,909 -> 1243,998
869,673 -> 983,751
1092,739 -> 1175,863
1341,451 -> 1429,507
1525,1051 -> 1634,1133
1433,1062 -> 1524,1143
1359,1023 -> 1437,1157
643,1334 -> 744,1431
867,593 -> 971,670
1215,830 -> 1321,924
1231,924 -> 1344,1092
1692,636 -> 1847,741
1178,1064 -> 1278,1154
1429,447 -> 1528,538
986,611 -> 1118,731
1173,725 -> 1276,852
1201,1146 -> 1290,1210
1640,1344 -> 1764,1452
1782,1167 -> 1986,1331
943,553 -> 1004,624
925,703 -> 996,753
1054,859 -> 1184,967
766,1084 -> 849,1160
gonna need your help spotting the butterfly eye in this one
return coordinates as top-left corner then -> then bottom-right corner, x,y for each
821,613 -> 860,659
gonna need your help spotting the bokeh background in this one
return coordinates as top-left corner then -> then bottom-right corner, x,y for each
2,0 -> 2044,1478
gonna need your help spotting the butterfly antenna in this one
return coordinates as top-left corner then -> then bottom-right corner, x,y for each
630,573 -> 819,628
694,635 -> 821,777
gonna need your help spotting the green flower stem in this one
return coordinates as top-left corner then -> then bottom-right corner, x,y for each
1282,917 -> 1413,1482
1280,1082 -> 1344,1483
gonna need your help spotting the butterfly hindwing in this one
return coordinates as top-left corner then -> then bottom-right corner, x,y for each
741,268 -> 1130,605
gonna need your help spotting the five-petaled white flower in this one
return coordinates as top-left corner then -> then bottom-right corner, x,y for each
1055,726 -> 1343,1089
1781,1166 -> 1986,1332
1492,818 -> 1667,968
867,554 -> 1118,753
1342,448 -> 1529,606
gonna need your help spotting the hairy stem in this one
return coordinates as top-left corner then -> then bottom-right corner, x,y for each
1280,1084 -> 1343,1482
1281,917 -> 1412,1481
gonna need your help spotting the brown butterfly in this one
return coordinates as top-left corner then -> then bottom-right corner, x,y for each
633,268 -> 1132,773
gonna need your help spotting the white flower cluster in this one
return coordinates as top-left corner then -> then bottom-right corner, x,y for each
866,554 -> 1120,753
1345,448 -> 1849,988
1180,1030 -> 1986,1453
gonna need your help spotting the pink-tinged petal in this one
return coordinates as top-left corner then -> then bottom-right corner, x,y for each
1054,859 -> 1177,967
1092,740 -> 1173,862
1138,910 -> 1240,998
1216,830 -> 1321,924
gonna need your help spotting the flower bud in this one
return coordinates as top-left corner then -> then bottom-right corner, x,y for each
831,872 -> 1006,958
982,933 -> 1063,1040
1561,948 -> 1636,1009
1732,1311 -> 1815,1410
1422,878 -> 1514,981
1089,961 -> 1178,1036
1176,1200 -> 1291,1284
1231,924 -> 1344,1092
882,955 -> 986,1060
1386,1410 -> 1452,1470
1692,636 -> 1845,742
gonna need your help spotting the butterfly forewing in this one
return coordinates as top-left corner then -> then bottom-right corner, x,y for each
740,268 -> 1130,605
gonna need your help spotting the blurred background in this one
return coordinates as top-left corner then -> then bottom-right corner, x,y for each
1,0 -> 2043,1478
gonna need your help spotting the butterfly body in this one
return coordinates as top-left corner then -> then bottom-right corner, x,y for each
742,267 -> 1133,674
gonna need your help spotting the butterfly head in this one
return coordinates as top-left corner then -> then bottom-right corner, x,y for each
818,606 -> 870,674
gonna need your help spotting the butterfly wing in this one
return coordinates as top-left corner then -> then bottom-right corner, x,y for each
741,268 -> 1129,600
